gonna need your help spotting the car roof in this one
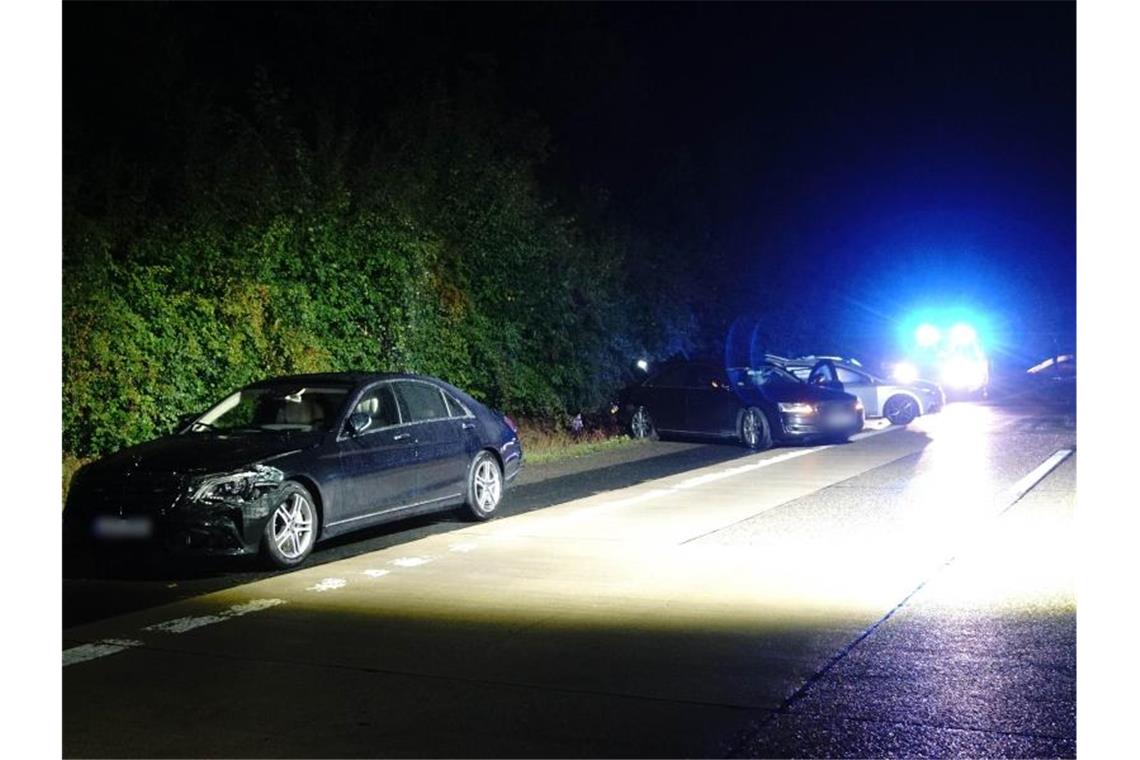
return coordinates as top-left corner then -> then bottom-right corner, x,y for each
244,372 -> 437,389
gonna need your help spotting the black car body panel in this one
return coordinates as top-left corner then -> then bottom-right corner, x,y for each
615,360 -> 864,444
64,372 -> 522,558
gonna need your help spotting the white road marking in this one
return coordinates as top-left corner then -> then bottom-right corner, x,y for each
63,639 -> 143,667
362,569 -> 391,578
448,542 -> 478,553
994,448 -> 1074,513
550,428 -> 898,528
390,556 -> 434,567
143,598 -> 287,633
307,578 -> 348,592
673,447 -> 826,490
144,614 -> 225,634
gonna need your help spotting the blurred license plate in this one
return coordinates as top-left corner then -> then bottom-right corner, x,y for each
93,515 -> 153,540
824,412 -> 855,428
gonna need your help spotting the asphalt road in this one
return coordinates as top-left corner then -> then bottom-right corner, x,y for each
63,438 -> 756,628
62,397 -> 1076,758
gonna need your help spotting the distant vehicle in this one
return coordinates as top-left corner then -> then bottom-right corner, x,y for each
64,373 -> 522,568
774,356 -> 944,426
895,321 -> 990,398
612,359 -> 864,450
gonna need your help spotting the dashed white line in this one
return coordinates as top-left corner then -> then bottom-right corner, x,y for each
390,556 -> 434,568
362,569 -> 391,578
143,598 -> 287,633
307,578 -> 348,592
448,542 -> 478,553
63,639 -> 143,667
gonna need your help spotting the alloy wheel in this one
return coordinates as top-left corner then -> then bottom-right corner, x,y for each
271,492 -> 315,560
631,406 -> 652,439
473,458 -> 502,514
885,396 -> 918,425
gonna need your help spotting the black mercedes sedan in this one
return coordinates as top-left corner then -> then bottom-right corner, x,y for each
613,359 -> 864,450
64,372 -> 523,568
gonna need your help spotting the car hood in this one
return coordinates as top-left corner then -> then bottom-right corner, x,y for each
89,432 -> 324,478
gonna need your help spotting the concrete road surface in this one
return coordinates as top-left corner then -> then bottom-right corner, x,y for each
62,401 -> 1076,758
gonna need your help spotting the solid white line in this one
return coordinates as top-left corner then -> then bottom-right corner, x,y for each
142,598 -> 286,633
63,639 -> 143,667
994,448 -> 1074,513
532,427 -> 899,528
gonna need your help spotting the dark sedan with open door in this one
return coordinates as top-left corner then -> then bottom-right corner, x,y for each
64,372 -> 522,568
613,359 -> 864,450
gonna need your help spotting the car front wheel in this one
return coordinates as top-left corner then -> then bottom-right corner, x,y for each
740,406 -> 773,451
261,482 -> 318,569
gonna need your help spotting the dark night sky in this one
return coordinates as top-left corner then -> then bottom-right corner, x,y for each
66,1 -> 1075,363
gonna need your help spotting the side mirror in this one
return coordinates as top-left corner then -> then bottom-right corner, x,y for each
346,412 -> 372,436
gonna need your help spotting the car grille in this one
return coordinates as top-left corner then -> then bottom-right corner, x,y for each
81,472 -> 186,515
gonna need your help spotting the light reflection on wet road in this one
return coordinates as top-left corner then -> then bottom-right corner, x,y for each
63,400 -> 1075,758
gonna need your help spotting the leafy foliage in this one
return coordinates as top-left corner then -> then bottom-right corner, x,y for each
63,73 -> 699,459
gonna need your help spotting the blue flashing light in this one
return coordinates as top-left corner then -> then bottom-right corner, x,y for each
915,324 -> 941,347
949,323 -> 978,346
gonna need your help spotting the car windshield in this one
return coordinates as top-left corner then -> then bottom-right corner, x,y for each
733,364 -> 802,387
192,386 -> 351,433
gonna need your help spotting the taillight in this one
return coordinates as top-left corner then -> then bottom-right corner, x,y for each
502,414 -> 518,433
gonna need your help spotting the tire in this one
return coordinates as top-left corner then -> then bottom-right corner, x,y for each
260,482 -> 318,569
883,394 -> 919,426
629,405 -> 659,440
464,451 -> 503,521
740,406 -> 773,451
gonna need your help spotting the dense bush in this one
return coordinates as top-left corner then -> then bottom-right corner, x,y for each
63,76 -> 699,459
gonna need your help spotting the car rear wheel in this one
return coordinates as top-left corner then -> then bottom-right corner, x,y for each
740,406 -> 773,451
629,406 -> 658,440
883,394 -> 919,426
464,451 -> 503,521
261,482 -> 317,569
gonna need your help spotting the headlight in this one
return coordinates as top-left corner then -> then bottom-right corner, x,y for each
190,465 -> 284,503
853,398 -> 864,411
940,357 -> 988,390
778,402 -> 816,415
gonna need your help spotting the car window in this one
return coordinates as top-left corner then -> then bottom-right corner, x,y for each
352,384 -> 401,429
809,363 -> 836,385
748,364 -> 801,386
394,381 -> 450,422
648,365 -> 694,388
443,391 -> 471,418
694,365 -> 728,389
835,367 -> 867,384
196,386 -> 350,433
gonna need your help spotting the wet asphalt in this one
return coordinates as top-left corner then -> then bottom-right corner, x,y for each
62,390 -> 1076,758
63,437 -> 754,628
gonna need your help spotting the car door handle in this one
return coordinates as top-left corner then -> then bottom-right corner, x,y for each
393,432 -> 412,441
461,422 -> 475,430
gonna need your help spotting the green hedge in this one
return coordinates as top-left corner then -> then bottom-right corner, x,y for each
63,81 -> 698,459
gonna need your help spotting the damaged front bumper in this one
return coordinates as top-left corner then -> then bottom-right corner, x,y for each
64,466 -> 292,558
